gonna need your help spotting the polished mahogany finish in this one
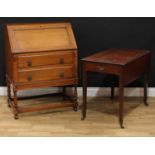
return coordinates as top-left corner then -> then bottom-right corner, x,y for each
81,48 -> 151,128
5,22 -> 78,119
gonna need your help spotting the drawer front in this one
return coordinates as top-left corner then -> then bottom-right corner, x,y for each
18,66 -> 74,83
84,62 -> 121,75
17,51 -> 73,69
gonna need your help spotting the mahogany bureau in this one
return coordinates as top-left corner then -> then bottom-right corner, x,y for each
81,48 -> 151,128
5,22 -> 78,119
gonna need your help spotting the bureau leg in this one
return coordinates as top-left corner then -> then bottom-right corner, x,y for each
62,86 -> 66,100
118,75 -> 124,129
111,76 -> 115,100
6,79 -> 11,108
73,85 -> 78,111
144,74 -> 148,106
81,70 -> 87,120
13,87 -> 18,119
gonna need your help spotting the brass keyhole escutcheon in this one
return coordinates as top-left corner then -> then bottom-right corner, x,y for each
98,65 -> 104,71
59,72 -> 64,78
27,60 -> 32,67
27,75 -> 32,81
59,58 -> 64,64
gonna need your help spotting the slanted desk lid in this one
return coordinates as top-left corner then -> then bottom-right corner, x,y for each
7,22 -> 77,53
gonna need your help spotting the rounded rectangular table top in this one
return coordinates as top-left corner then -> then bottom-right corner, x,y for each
82,48 -> 150,66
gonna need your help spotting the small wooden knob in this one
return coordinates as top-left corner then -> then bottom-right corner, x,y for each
27,60 -> 32,67
59,72 -> 64,78
98,66 -> 104,71
27,75 -> 32,81
59,58 -> 64,64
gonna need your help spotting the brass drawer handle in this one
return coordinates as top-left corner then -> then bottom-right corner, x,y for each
27,60 -> 32,67
59,58 -> 64,64
59,72 -> 64,78
27,75 -> 32,81
98,66 -> 105,71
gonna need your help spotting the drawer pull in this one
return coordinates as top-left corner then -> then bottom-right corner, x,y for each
59,72 -> 64,78
98,66 -> 105,71
27,75 -> 32,81
27,60 -> 32,67
59,58 -> 64,64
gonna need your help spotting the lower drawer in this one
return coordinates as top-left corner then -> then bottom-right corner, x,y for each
18,66 -> 74,83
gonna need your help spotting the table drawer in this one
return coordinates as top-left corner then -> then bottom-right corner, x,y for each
17,51 -> 73,69
84,62 -> 121,75
18,66 -> 74,83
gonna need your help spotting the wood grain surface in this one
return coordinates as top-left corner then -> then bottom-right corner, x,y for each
0,96 -> 155,136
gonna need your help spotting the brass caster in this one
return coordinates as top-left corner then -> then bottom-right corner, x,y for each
144,102 -> 149,106
120,124 -> 124,129
8,104 -> 11,108
14,114 -> 18,120
121,125 -> 124,129
81,116 -> 86,120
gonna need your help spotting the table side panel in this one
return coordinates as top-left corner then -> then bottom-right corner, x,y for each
123,53 -> 151,86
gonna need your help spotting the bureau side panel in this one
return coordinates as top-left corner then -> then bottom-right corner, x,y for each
5,26 -> 14,82
73,50 -> 78,78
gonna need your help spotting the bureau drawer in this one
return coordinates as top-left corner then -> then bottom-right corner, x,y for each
17,51 -> 73,69
18,66 -> 74,83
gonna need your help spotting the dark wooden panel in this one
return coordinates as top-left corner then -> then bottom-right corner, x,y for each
123,53 -> 151,86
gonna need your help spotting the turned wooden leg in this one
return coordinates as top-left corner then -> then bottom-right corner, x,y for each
13,87 -> 18,119
144,74 -> 148,106
111,76 -> 115,100
118,75 -> 124,129
6,79 -> 11,108
62,86 -> 66,100
73,85 -> 78,111
81,69 -> 87,120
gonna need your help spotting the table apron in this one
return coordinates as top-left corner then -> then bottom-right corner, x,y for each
82,61 -> 122,75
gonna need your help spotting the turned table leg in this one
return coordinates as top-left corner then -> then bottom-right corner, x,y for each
118,75 -> 124,128
81,69 -> 87,120
144,74 -> 148,106
13,87 -> 18,119
6,79 -> 11,108
73,85 -> 78,111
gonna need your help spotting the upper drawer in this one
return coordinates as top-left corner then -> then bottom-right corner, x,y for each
17,51 -> 73,69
